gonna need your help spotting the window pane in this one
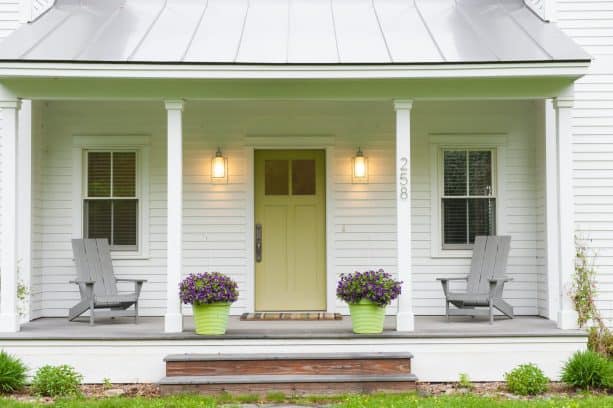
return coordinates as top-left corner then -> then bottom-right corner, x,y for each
265,160 -> 289,195
87,152 -> 111,197
469,151 -> 492,196
113,200 -> 138,247
292,160 -> 316,195
113,152 -> 136,197
85,200 -> 111,242
469,198 -> 496,244
444,151 -> 467,196
443,198 -> 467,245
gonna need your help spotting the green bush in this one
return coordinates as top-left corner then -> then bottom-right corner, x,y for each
504,363 -> 549,395
561,350 -> 613,390
588,327 -> 613,358
0,350 -> 27,393
31,365 -> 82,397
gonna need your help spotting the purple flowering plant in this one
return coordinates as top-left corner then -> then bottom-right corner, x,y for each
336,269 -> 402,307
179,272 -> 239,305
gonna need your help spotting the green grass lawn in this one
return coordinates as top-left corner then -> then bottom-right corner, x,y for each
1,393 -> 611,407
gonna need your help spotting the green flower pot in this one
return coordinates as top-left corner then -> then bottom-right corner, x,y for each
192,302 -> 231,335
348,299 -> 386,334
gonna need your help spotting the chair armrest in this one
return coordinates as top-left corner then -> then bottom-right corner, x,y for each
488,277 -> 512,297
115,279 -> 148,283
69,280 -> 95,285
488,277 -> 513,283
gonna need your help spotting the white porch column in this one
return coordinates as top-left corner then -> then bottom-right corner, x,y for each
554,90 -> 579,329
17,100 -> 32,323
544,99 -> 560,322
394,100 -> 414,331
0,95 -> 21,333
164,100 -> 184,333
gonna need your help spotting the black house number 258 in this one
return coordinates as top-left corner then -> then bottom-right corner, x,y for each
399,157 -> 409,200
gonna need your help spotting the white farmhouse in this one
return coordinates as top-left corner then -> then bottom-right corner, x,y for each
0,0 -> 610,389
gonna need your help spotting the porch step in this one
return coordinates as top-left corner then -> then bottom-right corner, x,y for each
160,352 -> 417,395
159,374 -> 418,396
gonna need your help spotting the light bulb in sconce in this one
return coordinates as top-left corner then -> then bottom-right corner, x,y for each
211,147 -> 227,183
352,147 -> 368,183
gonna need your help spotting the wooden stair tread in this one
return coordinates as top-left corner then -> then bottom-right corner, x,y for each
164,352 -> 413,362
160,374 -> 418,385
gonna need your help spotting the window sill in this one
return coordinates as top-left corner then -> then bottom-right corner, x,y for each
430,248 -> 473,259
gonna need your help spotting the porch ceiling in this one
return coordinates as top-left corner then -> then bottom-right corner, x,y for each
0,0 -> 589,65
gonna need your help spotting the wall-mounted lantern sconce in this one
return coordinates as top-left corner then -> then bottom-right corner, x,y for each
211,147 -> 227,184
352,147 -> 368,184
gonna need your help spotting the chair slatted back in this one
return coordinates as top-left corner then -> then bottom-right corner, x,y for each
72,239 -> 118,297
467,236 -> 511,295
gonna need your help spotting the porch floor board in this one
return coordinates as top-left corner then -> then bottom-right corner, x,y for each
1,316 -> 585,340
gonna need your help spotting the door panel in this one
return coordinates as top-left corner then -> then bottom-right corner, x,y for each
255,150 -> 326,311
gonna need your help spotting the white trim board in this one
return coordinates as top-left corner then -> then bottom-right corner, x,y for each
429,134 -> 508,258
0,61 -> 590,79
1,336 -> 586,383
71,135 -> 151,260
243,136 -> 336,313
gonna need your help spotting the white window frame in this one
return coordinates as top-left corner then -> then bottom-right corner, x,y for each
429,134 -> 507,258
72,135 -> 150,259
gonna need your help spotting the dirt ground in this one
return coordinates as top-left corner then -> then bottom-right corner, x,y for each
7,381 -> 609,404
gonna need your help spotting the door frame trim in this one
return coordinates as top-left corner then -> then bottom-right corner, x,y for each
244,136 -> 336,313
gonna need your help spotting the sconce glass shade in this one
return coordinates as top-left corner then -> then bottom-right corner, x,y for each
352,148 -> 368,184
211,148 -> 227,183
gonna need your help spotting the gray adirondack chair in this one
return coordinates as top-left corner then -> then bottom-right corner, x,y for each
437,235 -> 514,324
69,239 -> 146,325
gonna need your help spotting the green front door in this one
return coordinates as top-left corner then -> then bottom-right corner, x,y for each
254,150 -> 326,311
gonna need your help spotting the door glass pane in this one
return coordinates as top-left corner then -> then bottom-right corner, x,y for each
443,198 -> 467,245
113,200 -> 138,247
265,160 -> 289,195
469,198 -> 496,244
87,152 -> 111,197
113,152 -> 136,197
444,150 -> 467,196
292,160 -> 316,195
469,151 -> 492,196
85,200 -> 111,242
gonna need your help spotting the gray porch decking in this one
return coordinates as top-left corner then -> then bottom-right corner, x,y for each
1,316 -> 586,340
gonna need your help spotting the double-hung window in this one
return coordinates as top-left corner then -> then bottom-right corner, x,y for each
84,151 -> 139,251
441,149 -> 496,249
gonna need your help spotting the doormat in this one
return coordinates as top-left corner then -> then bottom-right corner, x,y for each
240,312 -> 343,321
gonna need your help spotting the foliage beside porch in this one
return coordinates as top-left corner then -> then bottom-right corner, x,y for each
1,393 -> 612,408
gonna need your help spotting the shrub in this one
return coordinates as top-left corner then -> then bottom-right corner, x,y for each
504,363 -> 549,395
179,272 -> 239,305
588,327 -> 613,359
458,373 -> 473,389
561,350 -> 613,390
336,269 -> 402,307
31,365 -> 83,397
0,350 -> 27,393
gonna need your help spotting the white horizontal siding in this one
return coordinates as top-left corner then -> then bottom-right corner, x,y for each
556,0 -> 613,328
0,0 -> 21,39
31,100 -> 542,318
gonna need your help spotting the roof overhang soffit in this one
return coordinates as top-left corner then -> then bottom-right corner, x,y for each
0,62 -> 589,101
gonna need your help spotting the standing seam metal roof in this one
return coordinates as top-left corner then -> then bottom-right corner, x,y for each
0,0 -> 590,64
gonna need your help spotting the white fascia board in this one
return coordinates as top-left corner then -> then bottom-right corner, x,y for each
0,61 -> 590,80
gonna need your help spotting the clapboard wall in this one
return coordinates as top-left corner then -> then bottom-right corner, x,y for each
556,0 -> 613,326
31,99 -> 542,317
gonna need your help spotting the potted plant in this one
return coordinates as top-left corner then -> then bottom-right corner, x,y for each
336,269 -> 402,334
179,272 -> 239,335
